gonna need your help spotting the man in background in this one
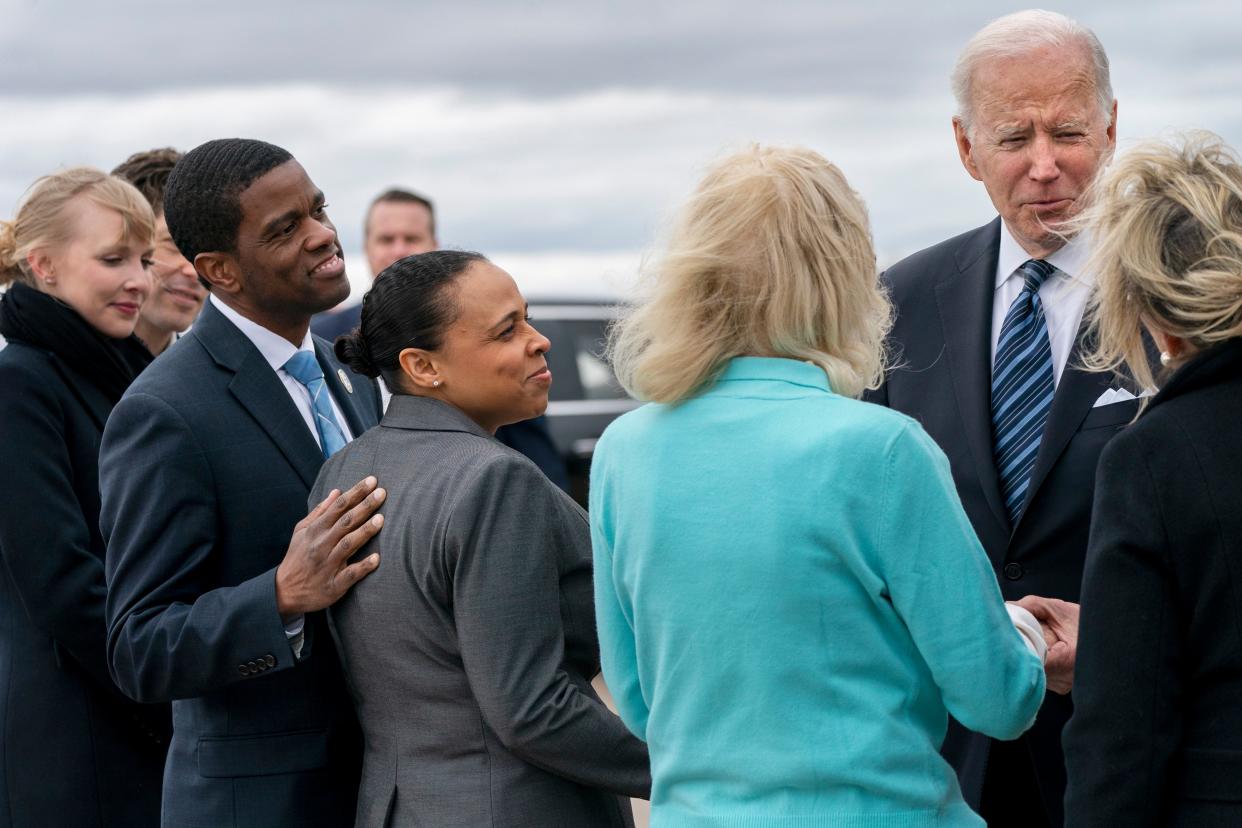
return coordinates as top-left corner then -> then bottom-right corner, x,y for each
866,10 -> 1129,826
313,188 -> 435,341
316,186 -> 570,491
112,147 -> 207,356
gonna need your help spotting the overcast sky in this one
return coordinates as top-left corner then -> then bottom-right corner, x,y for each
3,0 -> 1240,299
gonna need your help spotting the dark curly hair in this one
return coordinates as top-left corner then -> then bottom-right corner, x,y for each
163,138 -> 293,264
111,147 -> 183,215
334,250 -> 487,391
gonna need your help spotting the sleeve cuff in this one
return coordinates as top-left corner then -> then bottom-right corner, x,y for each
284,614 -> 306,660
1006,603 -> 1048,663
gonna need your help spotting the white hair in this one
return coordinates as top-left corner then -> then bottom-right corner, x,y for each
952,9 -> 1113,136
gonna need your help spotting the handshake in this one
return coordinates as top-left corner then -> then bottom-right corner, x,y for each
1009,596 -> 1079,696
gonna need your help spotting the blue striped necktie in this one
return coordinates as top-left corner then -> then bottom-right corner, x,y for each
992,258 -> 1057,526
283,351 -> 347,459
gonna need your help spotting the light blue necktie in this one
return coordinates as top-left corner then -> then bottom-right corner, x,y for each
283,351 -> 347,459
991,259 -> 1057,526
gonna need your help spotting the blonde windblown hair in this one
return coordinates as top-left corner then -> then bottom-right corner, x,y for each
1081,131 -> 1242,392
609,145 -> 891,404
0,167 -> 155,287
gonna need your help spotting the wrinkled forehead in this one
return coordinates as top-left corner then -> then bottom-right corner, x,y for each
971,46 -> 1102,124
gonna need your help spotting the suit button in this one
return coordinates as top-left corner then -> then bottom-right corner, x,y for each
238,664 -> 250,676
264,654 -> 276,668
1003,562 -> 1024,581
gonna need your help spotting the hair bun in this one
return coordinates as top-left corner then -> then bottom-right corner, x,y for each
0,220 -> 21,284
334,330 -> 381,378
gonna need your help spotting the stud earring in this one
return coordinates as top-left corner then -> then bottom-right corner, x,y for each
1159,351 -> 1172,367
432,380 -> 442,388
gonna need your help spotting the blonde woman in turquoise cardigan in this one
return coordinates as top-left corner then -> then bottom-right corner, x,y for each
591,146 -> 1049,828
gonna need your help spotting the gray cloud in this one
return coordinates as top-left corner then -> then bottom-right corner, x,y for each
8,0 -> 1220,99
2,0 -> 1241,301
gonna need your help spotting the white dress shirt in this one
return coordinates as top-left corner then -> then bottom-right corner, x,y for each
990,223 -> 1094,387
210,294 -> 354,445
209,294 -> 356,653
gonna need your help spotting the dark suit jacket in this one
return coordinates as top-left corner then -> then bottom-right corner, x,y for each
1064,338 -> 1242,826
101,300 -> 382,828
311,302 -> 361,343
0,342 -> 168,827
312,395 -> 649,828
867,219 -> 1139,824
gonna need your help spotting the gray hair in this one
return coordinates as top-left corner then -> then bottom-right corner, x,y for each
952,9 -> 1113,136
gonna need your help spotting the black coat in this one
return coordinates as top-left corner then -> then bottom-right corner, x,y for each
867,219 -> 1140,825
0,341 -> 168,828
101,300 -> 382,828
1064,337 -> 1242,826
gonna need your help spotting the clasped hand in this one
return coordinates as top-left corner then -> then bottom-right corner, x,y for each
1014,595 -> 1079,695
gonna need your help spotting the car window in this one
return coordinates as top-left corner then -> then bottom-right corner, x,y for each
560,319 -> 626,400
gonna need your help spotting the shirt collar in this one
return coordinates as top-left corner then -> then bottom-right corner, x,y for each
996,220 -> 1094,289
208,293 -> 314,372
715,356 -> 833,392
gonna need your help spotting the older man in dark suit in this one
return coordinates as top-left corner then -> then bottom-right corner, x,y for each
866,11 -> 1134,827
100,139 -> 386,827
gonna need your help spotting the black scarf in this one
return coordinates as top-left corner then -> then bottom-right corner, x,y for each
0,281 -> 153,404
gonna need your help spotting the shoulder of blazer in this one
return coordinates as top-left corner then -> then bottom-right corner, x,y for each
312,332 -> 382,422
0,341 -> 110,426
882,218 -> 1001,303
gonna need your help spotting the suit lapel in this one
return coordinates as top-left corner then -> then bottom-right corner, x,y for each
315,337 -> 379,437
934,218 -> 1010,541
193,301 -> 324,489
1016,328 -> 1113,531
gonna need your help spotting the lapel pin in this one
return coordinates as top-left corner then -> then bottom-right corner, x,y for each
337,369 -> 354,393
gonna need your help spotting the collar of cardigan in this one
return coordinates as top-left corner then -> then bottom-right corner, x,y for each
713,356 -> 833,394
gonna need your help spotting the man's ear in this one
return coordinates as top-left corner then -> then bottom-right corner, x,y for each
953,117 -> 983,182
195,252 -> 242,296
1106,99 -> 1118,149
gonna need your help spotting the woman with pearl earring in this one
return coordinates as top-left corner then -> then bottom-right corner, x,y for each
0,168 -> 169,826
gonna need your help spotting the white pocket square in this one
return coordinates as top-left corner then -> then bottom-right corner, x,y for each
1092,387 -> 1155,407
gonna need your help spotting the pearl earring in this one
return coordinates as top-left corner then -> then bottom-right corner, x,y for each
1159,351 -> 1172,367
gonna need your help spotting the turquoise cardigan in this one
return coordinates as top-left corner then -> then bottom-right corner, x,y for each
590,357 -> 1045,828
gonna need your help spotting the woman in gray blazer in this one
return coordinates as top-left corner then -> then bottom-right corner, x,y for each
311,250 -> 650,828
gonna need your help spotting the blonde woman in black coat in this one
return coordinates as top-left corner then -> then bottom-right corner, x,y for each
0,168 -> 167,826
1063,133 -> 1242,826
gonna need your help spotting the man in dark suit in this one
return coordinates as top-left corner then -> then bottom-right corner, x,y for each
100,139 -> 386,827
866,11 -> 1131,827
313,187 -> 571,491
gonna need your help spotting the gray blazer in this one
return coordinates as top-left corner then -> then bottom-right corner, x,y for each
311,395 -> 650,828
